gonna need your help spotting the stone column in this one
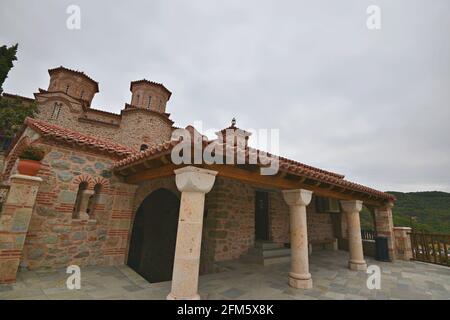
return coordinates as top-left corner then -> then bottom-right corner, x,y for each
374,202 -> 396,260
393,227 -> 412,261
167,166 -> 217,300
0,174 -> 42,283
282,189 -> 313,289
340,200 -> 367,271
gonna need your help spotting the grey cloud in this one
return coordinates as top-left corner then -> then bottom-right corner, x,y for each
1,0 -> 449,191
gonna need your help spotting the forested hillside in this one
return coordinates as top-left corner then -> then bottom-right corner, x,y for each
360,191 -> 450,234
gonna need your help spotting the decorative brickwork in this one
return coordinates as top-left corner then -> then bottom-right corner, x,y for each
374,203 -> 396,260
0,175 -> 42,283
394,227 -> 413,261
18,143 -> 136,270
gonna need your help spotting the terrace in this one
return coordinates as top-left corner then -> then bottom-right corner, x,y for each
0,250 -> 448,300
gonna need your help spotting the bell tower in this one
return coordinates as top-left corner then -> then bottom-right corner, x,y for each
129,79 -> 172,113
47,66 -> 99,105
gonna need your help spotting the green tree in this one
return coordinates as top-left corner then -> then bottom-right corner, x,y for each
0,97 -> 38,136
0,43 -> 18,94
0,43 -> 38,138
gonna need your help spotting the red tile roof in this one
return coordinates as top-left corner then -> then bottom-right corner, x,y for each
130,79 -> 172,99
25,117 -> 135,157
48,66 -> 99,92
113,138 -> 395,201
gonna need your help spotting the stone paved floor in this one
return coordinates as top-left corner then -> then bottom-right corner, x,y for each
0,250 -> 449,300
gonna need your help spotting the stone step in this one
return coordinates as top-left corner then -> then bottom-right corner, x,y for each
263,255 -> 291,266
254,241 -> 284,250
248,247 -> 291,258
241,242 -> 291,265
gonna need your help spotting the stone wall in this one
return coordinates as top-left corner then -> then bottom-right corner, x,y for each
394,227 -> 413,261
201,178 -> 335,271
127,176 -> 335,274
119,110 -> 173,150
0,175 -> 42,283
20,142 -> 137,270
35,92 -> 174,151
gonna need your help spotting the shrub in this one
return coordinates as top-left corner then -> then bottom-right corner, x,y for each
18,145 -> 45,161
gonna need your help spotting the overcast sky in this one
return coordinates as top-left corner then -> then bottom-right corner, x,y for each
1,0 -> 449,192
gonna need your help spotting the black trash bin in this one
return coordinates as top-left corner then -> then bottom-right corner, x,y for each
375,236 -> 390,261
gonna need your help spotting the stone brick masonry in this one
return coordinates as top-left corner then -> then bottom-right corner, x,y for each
0,174 -> 42,283
16,143 -> 137,270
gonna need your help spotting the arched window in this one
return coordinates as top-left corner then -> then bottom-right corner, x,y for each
140,144 -> 148,151
136,94 -> 140,106
73,181 -> 88,219
51,102 -> 62,119
65,84 -> 70,94
87,183 -> 102,219
80,90 -> 85,99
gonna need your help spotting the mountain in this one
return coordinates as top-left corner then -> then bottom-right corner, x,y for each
360,191 -> 450,234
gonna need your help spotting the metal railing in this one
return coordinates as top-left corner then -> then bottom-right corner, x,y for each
410,231 -> 450,266
361,229 -> 376,241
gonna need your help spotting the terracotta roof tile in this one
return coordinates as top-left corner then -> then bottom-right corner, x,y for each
113,138 -> 395,201
25,117 -> 135,157
130,79 -> 172,99
48,66 -> 99,92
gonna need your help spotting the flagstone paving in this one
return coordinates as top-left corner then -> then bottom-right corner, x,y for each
0,251 -> 448,300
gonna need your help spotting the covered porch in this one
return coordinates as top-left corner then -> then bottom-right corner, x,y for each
114,134 -> 398,300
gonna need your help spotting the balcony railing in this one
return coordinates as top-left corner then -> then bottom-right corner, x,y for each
410,231 -> 450,267
361,229 -> 376,241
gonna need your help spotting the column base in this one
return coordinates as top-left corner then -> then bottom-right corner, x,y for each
167,292 -> 201,300
348,260 -> 367,271
288,272 -> 313,289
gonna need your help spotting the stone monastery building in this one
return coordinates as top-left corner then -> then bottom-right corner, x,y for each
0,67 -> 405,299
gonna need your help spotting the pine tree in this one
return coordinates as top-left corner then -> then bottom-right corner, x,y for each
0,43 -> 19,94
0,43 -> 38,140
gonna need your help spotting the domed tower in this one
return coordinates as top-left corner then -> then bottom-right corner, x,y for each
129,79 -> 172,113
47,66 -> 99,105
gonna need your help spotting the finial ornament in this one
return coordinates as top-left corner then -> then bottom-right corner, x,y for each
231,117 -> 236,128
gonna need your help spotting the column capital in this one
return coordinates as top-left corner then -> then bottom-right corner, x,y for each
10,174 -> 43,183
282,189 -> 313,207
174,166 -> 218,193
340,200 -> 363,213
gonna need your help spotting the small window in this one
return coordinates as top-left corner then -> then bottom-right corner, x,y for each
315,196 -> 340,213
51,102 -> 62,119
65,84 -> 70,94
73,181 -> 88,219
87,183 -> 102,219
80,90 -> 85,99
136,94 -> 140,105
147,96 -> 152,108
140,144 -> 148,151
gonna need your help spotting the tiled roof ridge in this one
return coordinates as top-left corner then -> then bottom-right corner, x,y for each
48,66 -> 99,91
25,117 -> 135,157
130,79 -> 172,98
112,137 -> 394,201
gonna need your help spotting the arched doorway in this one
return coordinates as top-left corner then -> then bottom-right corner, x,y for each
127,188 -> 180,283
